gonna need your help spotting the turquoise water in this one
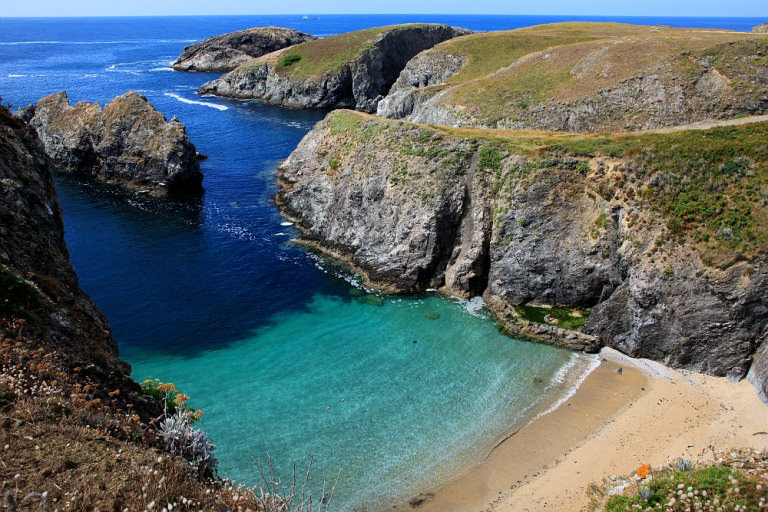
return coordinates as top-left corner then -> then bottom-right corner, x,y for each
11,13 -> 744,510
128,291 -> 578,510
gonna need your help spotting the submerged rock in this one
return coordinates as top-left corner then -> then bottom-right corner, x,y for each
21,91 -> 203,197
172,26 -> 316,72
199,24 -> 471,113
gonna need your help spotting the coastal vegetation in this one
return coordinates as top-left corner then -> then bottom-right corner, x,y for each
315,109 -> 768,264
602,450 -> 768,511
269,25 -> 408,78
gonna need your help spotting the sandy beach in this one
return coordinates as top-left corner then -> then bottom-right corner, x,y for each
395,348 -> 768,512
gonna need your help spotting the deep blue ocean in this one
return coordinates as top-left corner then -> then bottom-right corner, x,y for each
0,14 -> 761,510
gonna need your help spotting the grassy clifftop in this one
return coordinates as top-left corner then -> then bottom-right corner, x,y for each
323,109 -> 768,264
384,22 -> 768,130
242,24 -> 423,79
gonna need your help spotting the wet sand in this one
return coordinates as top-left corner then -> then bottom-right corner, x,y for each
394,348 -> 768,512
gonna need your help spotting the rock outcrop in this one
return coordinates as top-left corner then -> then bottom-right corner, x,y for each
199,24 -> 471,113
277,110 -> 768,384
753,23 -> 768,34
20,91 -> 203,197
0,101 -> 153,411
172,26 -> 316,72
378,26 -> 768,132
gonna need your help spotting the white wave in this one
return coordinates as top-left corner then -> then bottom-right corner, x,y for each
530,354 -> 601,423
280,221 -> 293,226
163,93 -> 228,111
149,67 -> 174,72
6,74 -> 24,78
0,39 -> 196,46
456,296 -> 486,318
275,232 -> 289,236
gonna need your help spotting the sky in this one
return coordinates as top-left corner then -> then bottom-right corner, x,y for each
2,0 -> 767,18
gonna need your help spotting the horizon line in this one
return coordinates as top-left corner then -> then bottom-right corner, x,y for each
1,13 -> 766,19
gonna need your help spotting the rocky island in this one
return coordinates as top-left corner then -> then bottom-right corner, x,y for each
172,26 -> 317,72
199,24 -> 471,112
20,91 -> 204,197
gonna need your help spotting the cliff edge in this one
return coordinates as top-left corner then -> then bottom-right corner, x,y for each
199,24 -> 471,112
378,23 -> 768,132
277,111 -> 768,390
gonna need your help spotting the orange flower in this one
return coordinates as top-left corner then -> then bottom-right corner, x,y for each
636,463 -> 651,479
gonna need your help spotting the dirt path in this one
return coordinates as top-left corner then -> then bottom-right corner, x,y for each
648,114 -> 768,133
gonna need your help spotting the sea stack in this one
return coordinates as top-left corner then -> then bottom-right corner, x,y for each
20,91 -> 204,197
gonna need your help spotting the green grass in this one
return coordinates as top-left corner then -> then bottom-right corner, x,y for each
324,111 -> 768,261
416,24 -> 768,127
269,24 -> 422,79
514,304 -> 590,331
0,265 -> 39,322
606,465 -> 764,511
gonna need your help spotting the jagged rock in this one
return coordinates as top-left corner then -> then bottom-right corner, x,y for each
0,103 -> 158,417
747,340 -> 768,403
277,110 -> 768,386
199,24 -> 471,113
753,23 -> 768,33
172,26 -> 316,72
22,91 -> 203,197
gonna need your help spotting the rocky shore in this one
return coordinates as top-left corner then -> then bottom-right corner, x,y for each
277,110 -> 768,393
20,91 -> 204,197
172,26 -> 316,72
199,24 -> 471,112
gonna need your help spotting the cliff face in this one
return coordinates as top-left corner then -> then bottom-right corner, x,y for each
378,27 -> 768,132
278,111 -> 768,383
21,91 -> 203,197
0,102 -> 153,407
199,24 -> 471,113
172,26 -> 316,72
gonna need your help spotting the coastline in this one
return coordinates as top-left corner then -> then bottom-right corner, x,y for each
394,348 -> 768,512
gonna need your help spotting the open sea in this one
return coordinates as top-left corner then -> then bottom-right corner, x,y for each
0,14 -> 762,510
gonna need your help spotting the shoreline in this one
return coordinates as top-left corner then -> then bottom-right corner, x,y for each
393,348 -> 768,512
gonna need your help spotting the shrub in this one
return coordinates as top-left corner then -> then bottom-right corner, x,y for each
279,54 -> 303,68
158,410 -> 217,477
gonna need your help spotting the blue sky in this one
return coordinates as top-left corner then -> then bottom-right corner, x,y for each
3,0 -> 767,17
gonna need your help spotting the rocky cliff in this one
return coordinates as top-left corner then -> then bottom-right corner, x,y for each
20,91 -> 203,197
0,101 -> 153,413
0,101 -> 263,510
199,24 -> 471,112
377,24 -> 768,131
277,110 -> 768,386
754,23 -> 768,34
172,26 -> 316,72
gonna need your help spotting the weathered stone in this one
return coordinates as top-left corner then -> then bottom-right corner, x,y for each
173,26 -> 316,72
200,24 -> 471,113
23,91 -> 203,197
277,112 -> 768,386
0,103 -> 158,418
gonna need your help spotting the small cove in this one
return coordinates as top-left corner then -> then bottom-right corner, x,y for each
2,13 -> 762,510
